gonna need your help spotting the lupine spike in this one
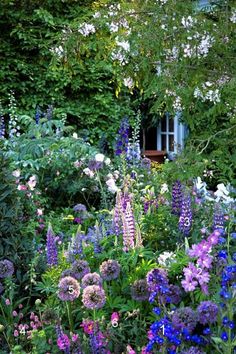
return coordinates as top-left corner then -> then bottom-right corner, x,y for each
179,193 -> 192,236
112,191 -> 123,236
213,205 -> 225,232
0,115 -> 5,139
67,226 -> 84,263
115,117 -> 129,156
93,221 -> 102,254
172,180 -> 183,215
35,106 -> 40,125
46,223 -> 58,267
122,202 -> 135,251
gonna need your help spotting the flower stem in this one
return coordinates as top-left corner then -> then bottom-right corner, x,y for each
66,301 -> 73,333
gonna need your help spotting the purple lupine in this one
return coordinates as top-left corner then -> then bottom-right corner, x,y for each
46,224 -> 58,267
122,202 -> 135,251
179,193 -> 192,236
115,117 -> 129,155
55,325 -> 70,354
93,222 -> 103,254
213,205 -> 225,232
112,191 -> 123,236
67,227 -> 84,262
172,180 -> 183,215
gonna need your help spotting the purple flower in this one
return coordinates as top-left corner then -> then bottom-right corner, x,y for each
46,224 -> 58,267
197,301 -> 218,325
172,307 -> 198,333
61,269 -> 81,281
122,202 -> 135,251
131,279 -> 150,301
179,193 -> 192,236
71,260 -> 90,279
81,273 -> 102,289
67,229 -> 84,263
99,260 -> 120,281
141,157 -> 151,169
58,276 -> 80,301
82,285 -> 106,309
146,268 -> 168,293
56,325 -> 70,353
172,180 -> 183,215
0,259 -> 14,278
115,117 -> 129,156
213,206 -> 225,232
73,204 -> 87,212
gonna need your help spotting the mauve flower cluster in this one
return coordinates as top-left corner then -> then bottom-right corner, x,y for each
58,276 -> 80,301
56,325 -> 70,354
131,279 -> 150,301
13,310 -> 42,339
181,231 -> 219,294
172,180 -> 183,215
0,259 -> 14,278
99,260 -> 120,281
81,272 -> 102,289
179,193 -> 192,236
197,301 -> 218,325
82,285 -> 106,309
172,307 -> 198,333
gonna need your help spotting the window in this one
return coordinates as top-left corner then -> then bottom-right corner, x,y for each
157,112 -> 186,158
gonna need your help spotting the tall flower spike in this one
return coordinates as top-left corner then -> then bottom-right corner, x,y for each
172,180 -> 183,215
35,106 -> 40,125
46,223 -> 58,267
179,193 -> 192,236
112,191 -> 123,236
55,325 -> 70,354
122,202 -> 135,251
67,226 -> 84,262
115,117 -> 129,155
93,221 -> 102,254
213,204 -> 225,232
0,108 -> 5,139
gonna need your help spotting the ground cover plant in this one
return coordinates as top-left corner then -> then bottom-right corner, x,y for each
0,115 -> 235,354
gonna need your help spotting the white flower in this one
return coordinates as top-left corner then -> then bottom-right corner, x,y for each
106,178 -> 118,193
12,170 -> 21,178
95,153 -> 105,162
27,175 -> 37,190
214,183 -> 234,204
109,22 -> 119,32
123,77 -> 134,89
78,23 -> 96,37
105,158 -> 111,165
158,251 -> 176,267
230,10 -> 236,23
116,39 -> 130,52
93,12 -> 101,19
160,183 -> 169,194
83,168 -> 94,178
194,177 -> 207,193
72,133 -> 78,139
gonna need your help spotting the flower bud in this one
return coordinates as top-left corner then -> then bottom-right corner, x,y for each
35,299 -> 41,306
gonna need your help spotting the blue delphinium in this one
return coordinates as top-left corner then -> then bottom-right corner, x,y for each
115,117 -> 129,155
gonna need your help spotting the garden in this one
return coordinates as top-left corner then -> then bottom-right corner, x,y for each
0,0 -> 236,353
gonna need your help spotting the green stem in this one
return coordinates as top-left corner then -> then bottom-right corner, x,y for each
2,330 -> 11,351
66,301 -> 73,333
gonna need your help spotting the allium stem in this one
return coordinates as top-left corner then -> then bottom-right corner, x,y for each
66,301 -> 73,333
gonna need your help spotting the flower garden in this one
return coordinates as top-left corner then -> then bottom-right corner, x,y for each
1,1 -> 236,353
0,113 -> 235,354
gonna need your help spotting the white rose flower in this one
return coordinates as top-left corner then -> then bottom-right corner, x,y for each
95,153 -> 105,162
105,158 -> 111,165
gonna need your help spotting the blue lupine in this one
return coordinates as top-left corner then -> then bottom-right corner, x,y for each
179,193 -> 192,236
172,180 -> 183,215
46,224 -> 58,267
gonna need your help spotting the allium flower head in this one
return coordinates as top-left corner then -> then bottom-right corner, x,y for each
197,301 -> 218,325
0,259 -> 14,278
71,260 -> 90,279
58,276 -> 80,301
172,307 -> 198,333
82,285 -> 106,309
131,279 -> 150,301
81,272 -> 102,289
73,204 -> 87,212
99,260 -> 120,281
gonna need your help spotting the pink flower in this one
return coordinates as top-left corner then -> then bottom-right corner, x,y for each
5,299 -> 11,305
207,232 -> 219,246
18,304 -> 23,309
127,345 -> 136,354
80,320 -> 94,334
14,330 -> 19,337
72,333 -> 79,342
27,175 -> 37,190
17,184 -> 27,191
12,311 -> 18,317
181,278 -> 198,292
111,312 -> 119,327
196,271 -> 210,285
37,209 -> 43,216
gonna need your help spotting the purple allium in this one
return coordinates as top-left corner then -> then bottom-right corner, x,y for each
82,285 -> 106,309
56,325 -> 70,353
46,224 -> 58,267
71,260 -> 90,279
197,301 -> 218,325
73,204 -> 87,212
179,193 -> 192,236
0,259 -> 14,278
115,117 -> 129,156
99,260 -> 120,281
122,202 -> 135,251
182,347 -> 206,354
172,307 -> 198,333
0,282 -> 4,294
81,273 -> 102,289
172,180 -> 183,215
141,157 -> 151,169
131,279 -> 150,301
58,276 -> 80,301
